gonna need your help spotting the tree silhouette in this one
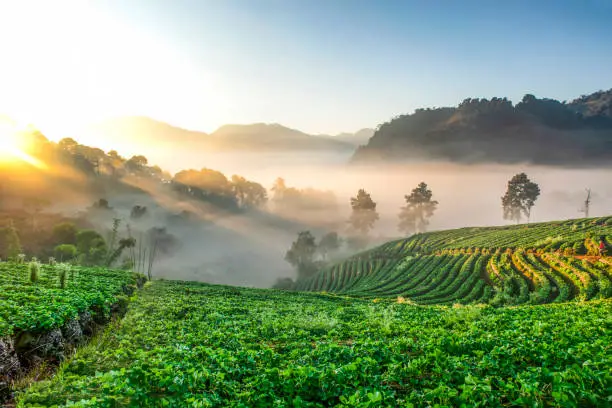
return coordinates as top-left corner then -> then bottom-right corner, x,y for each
231,175 -> 268,209
348,189 -> 379,236
501,173 -> 540,223
398,182 -> 438,235
318,232 -> 340,261
285,231 -> 318,280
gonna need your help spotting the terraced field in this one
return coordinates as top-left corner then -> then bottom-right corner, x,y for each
297,216 -> 612,305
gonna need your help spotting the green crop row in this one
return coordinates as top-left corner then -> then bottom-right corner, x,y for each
0,262 -> 142,337
18,281 -> 612,407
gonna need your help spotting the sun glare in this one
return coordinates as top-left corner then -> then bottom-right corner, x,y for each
0,124 -> 46,168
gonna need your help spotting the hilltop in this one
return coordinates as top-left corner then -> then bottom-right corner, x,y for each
81,117 -> 364,155
352,89 -> 612,166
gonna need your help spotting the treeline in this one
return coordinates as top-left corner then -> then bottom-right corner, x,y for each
0,197 -> 179,279
2,132 -> 342,220
279,173 -> 543,287
353,90 -> 612,165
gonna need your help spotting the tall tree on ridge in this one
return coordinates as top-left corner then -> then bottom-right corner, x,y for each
501,173 -> 540,223
398,182 -> 438,235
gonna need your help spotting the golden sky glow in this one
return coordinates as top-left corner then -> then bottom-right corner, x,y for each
0,1 -> 215,147
0,122 -> 47,168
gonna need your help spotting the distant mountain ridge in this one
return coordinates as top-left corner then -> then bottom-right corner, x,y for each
81,117 -> 371,154
352,89 -> 612,166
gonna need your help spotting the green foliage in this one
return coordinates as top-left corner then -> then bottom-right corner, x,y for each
17,282 -> 611,407
51,222 -> 78,245
0,262 -> 140,337
501,173 -> 541,223
58,265 -> 68,289
398,181 -> 438,235
298,216 -> 612,306
28,261 -> 40,283
54,244 -> 77,262
76,230 -> 108,266
0,219 -> 22,260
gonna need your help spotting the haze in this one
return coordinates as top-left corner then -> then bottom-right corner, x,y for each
0,1 -> 611,288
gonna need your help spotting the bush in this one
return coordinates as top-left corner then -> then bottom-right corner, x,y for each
29,261 -> 40,283
54,244 -> 77,261
52,222 -> 78,245
76,230 -> 107,265
272,277 -> 295,290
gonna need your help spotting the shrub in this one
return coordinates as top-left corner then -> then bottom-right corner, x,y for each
29,261 -> 40,283
54,244 -> 77,261
52,222 -> 78,245
58,266 -> 67,289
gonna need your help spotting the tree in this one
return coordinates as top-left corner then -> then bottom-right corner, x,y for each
125,155 -> 148,173
54,244 -> 77,261
231,175 -> 268,209
501,173 -> 541,223
318,232 -> 340,261
285,231 -> 318,280
0,220 -> 22,260
271,177 -> 287,203
130,205 -> 148,220
271,277 -> 295,290
348,189 -> 379,236
76,229 -> 107,265
398,182 -> 439,235
52,222 -> 78,245
91,198 -> 112,211
58,138 -> 79,154
23,197 -> 50,230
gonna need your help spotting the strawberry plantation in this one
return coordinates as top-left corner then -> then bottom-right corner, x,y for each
5,216 -> 612,407
297,216 -> 612,306
16,281 -> 611,407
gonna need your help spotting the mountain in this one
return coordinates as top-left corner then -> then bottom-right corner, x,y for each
82,117 -> 354,155
324,128 -> 375,146
568,89 -> 612,119
210,123 -> 353,151
351,90 -> 612,166
82,116 -> 209,151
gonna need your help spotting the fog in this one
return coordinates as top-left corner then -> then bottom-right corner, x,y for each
85,148 -> 612,288
150,148 -> 612,228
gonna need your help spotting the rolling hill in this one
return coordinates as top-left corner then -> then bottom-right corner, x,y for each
81,117 -> 358,154
297,216 -> 612,305
352,89 -> 612,166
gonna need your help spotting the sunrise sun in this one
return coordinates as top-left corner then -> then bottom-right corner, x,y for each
0,124 -> 46,168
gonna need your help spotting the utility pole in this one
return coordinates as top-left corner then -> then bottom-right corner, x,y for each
580,188 -> 591,218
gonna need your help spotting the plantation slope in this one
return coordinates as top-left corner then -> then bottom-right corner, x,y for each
1,262 -> 143,403
299,216 -> 612,305
0,262 -> 142,337
18,280 -> 611,407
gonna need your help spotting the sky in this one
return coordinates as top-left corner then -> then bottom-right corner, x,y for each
0,0 -> 611,140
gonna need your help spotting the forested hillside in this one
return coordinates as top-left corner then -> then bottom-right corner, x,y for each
352,89 -> 612,165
